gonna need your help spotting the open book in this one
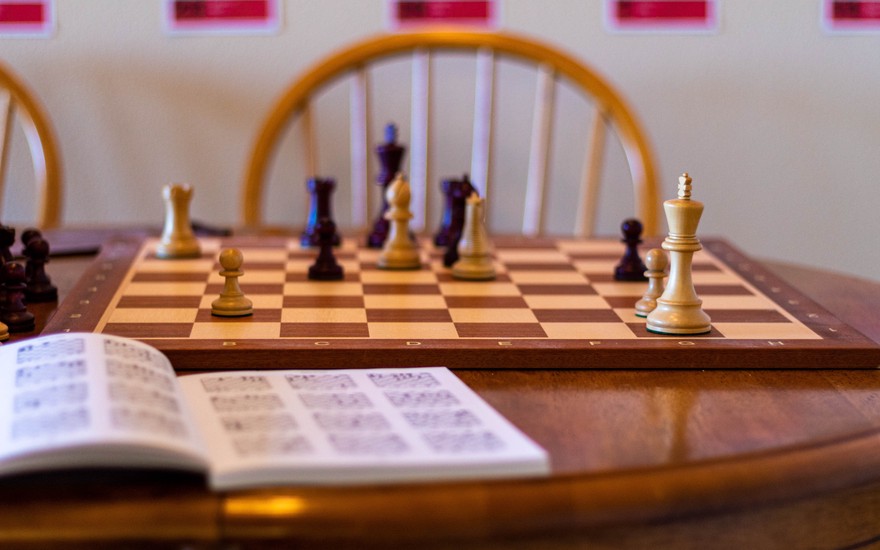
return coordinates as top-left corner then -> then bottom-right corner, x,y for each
0,333 -> 549,490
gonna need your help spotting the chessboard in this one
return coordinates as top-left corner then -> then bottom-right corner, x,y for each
42,235 -> 880,370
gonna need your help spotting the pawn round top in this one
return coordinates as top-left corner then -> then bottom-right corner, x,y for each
4,261 -> 25,283
620,218 -> 643,240
645,248 -> 668,271
219,248 -> 243,271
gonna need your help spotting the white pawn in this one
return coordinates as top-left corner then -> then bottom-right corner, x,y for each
634,248 -> 667,317
156,183 -> 201,259
211,248 -> 253,317
378,173 -> 421,270
452,192 -> 495,281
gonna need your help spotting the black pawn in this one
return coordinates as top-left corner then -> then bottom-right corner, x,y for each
367,124 -> 406,248
614,218 -> 648,282
308,217 -> 344,281
23,233 -> 57,302
301,177 -> 341,248
2,262 -> 35,333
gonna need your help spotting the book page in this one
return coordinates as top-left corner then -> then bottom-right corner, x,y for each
0,333 -> 207,475
178,367 -> 549,490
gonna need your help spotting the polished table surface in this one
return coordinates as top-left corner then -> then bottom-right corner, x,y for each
2,234 -> 879,549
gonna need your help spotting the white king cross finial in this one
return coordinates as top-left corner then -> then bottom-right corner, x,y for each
678,172 -> 693,200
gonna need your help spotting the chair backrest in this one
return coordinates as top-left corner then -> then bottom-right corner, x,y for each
0,61 -> 61,229
243,31 -> 658,237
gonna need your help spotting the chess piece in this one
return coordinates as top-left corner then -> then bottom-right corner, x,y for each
301,177 -> 341,248
378,173 -> 421,270
634,248 -> 668,317
646,173 -> 712,335
22,232 -> 57,302
614,218 -> 648,282
452,193 -> 495,280
435,174 -> 476,247
442,180 -> 479,267
0,224 -> 15,262
308,217 -> 344,281
2,262 -> 35,332
211,248 -> 253,317
367,123 -> 406,248
156,183 -> 201,259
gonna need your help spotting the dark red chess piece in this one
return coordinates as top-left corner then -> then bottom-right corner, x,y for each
435,174 -> 475,247
367,123 -> 406,248
308,217 -> 344,281
301,177 -> 341,248
22,232 -> 58,302
442,179 -> 478,267
0,224 -> 15,263
2,262 -> 35,332
614,218 -> 649,282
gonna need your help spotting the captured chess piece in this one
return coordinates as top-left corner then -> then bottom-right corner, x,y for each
614,218 -> 648,282
646,173 -> 712,335
22,230 -> 57,302
368,123 -> 406,248
308,216 -> 344,281
634,248 -> 668,317
452,193 -> 496,281
211,248 -> 253,317
2,262 -> 35,332
157,183 -> 201,259
301,177 -> 341,248
378,173 -> 421,270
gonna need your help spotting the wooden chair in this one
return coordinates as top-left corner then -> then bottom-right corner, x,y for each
0,60 -> 62,229
243,31 -> 658,237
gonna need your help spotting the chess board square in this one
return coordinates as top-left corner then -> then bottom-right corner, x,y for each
207,269 -> 287,284
556,239 -> 621,254
363,295 -> 448,309
443,296 -> 529,308
522,295 -> 610,309
691,272 -> 743,284
439,282 -> 521,296
532,309 -> 621,323
517,284 -> 598,295
360,270 -> 439,284
589,282 -> 644,297
283,296 -> 365,308
454,323 -> 547,338
712,323 -> 821,340
366,309 -> 452,322
136,258 -> 214,273
368,322 -> 458,339
603,296 -> 643,308
124,282 -> 207,296
695,284 -> 754,296
284,282 -> 364,296
197,294 -> 283,310
541,322 -> 638,339
449,308 -> 539,323
703,310 -> 790,323
435,272 -> 512,283
205,283 -> 285,295
285,272 -> 360,283
362,283 -> 441,295
190,322 -> 281,339
503,263 -> 579,272
108,308 -> 198,324
117,296 -> 202,308
506,271 -> 588,284
571,260 -> 617,274
196,309 -> 281,322
494,250 -> 570,263
281,308 -> 367,323
281,323 -> 370,338
700,296 -> 776,310
103,323 -> 193,338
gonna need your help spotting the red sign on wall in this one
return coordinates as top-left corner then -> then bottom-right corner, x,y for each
163,0 -> 281,35
0,0 -> 53,37
823,0 -> 880,32
605,0 -> 718,32
388,0 -> 499,29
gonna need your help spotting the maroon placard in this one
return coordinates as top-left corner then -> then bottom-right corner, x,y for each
606,0 -> 718,32
388,0 -> 498,29
163,0 -> 280,35
823,0 -> 880,32
0,0 -> 53,37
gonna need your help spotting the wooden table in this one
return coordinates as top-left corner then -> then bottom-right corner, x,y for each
2,240 -> 879,549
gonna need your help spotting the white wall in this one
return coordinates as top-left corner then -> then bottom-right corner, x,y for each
2,0 -> 878,282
